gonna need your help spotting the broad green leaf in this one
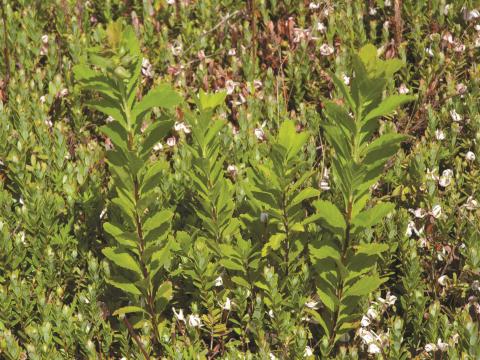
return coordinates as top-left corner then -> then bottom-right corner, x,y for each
220,258 -> 244,272
289,187 -> 320,207
317,286 -> 337,313
323,100 -> 356,135
100,122 -> 128,151
343,275 -> 385,298
309,244 -> 341,261
363,95 -> 416,124
261,233 -> 286,257
143,209 -> 173,232
351,202 -> 395,230
102,247 -> 142,276
133,84 -> 182,116
113,306 -> 146,316
141,119 -> 174,155
305,200 -> 346,236
199,89 -> 227,110
231,276 -> 251,288
106,278 -> 141,295
155,281 -> 173,302
355,243 -> 389,256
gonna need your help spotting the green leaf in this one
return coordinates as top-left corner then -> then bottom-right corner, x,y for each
143,209 -> 173,232
231,276 -> 251,288
102,247 -> 142,276
113,306 -> 146,316
363,95 -> 416,124
261,233 -> 286,257
220,258 -> 244,272
86,98 -> 126,124
309,244 -> 341,261
317,286 -> 337,313
289,187 -> 320,207
106,278 -> 141,295
323,100 -> 356,135
343,275 -> 385,298
141,119 -> 174,155
305,200 -> 346,236
355,243 -> 389,256
100,122 -> 128,151
133,84 -> 182,116
351,202 -> 395,230
199,90 -> 227,110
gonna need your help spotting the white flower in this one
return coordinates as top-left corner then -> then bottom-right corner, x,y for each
437,275 -> 449,286
437,339 -> 448,352
450,109 -> 462,122
187,314 -> 202,327
228,48 -> 236,56
99,208 -> 107,219
435,129 -> 445,140
454,43 -> 466,53
406,221 -> 423,237
106,116 -> 114,123
456,83 -> 467,95
227,164 -> 238,178
166,137 -> 177,147
367,343 -> 381,354
167,0 -> 175,4
305,300 -> 319,309
174,121 -> 191,134
253,79 -> 263,89
44,119 -> 53,128
476,24 -> 480,31
254,127 -> 266,141
442,32 -> 454,44
384,293 -> 397,306
343,74 -> 350,85
309,2 -> 320,10
358,328 -> 375,344
171,42 -> 182,56
319,44 -> 334,56
173,307 -> 185,322
425,343 -> 437,352
40,95 -> 47,104
361,315 -> 371,327
384,0 -> 391,6
425,47 -> 434,57
472,280 -> 480,292
443,4 -> 451,15
269,353 -> 278,360
410,208 -> 427,218
438,169 -> 453,187
431,205 -> 442,219
452,333 -> 460,344
41,34 -> 49,44
316,22 -> 326,33
464,196 -> 478,210
268,309 -> 274,318
214,276 -> 223,287
466,151 -> 476,161
464,9 -> 480,21
58,88 -> 69,98
366,307 -> 378,320
225,79 -> 238,95
304,346 -> 313,357
153,142 -> 163,151
398,84 -> 409,94
141,58 -> 154,78
221,297 -> 232,311
369,7 -> 377,16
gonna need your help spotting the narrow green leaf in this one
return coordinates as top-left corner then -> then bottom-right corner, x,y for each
102,247 -> 142,276
351,202 -> 395,230
113,306 -> 146,316
343,275 -> 385,298
289,187 -> 320,207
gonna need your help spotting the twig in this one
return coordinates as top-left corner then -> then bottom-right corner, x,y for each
0,0 -> 10,103
394,0 -> 403,47
123,317 -> 150,360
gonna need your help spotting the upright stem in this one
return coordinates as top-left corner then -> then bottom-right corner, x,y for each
1,0 -> 10,103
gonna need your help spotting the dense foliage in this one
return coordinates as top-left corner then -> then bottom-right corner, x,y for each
0,0 -> 479,359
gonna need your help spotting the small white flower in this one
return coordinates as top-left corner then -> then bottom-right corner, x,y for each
214,276 -> 223,287
153,142 -> 163,152
309,2 -> 320,10
442,32 -> 454,44
398,84 -> 409,94
425,47 -> 434,57
431,205 -> 442,219
406,221 -> 424,237
187,314 -> 202,327
269,353 -> 278,360
173,307 -> 185,322
316,22 -> 326,33
41,34 -> 49,44
450,109 -> 462,122
304,346 -> 314,357
366,307 -> 378,320
305,300 -> 319,309
343,73 -> 350,85
367,343 -> 381,354
452,333 -> 460,344
464,9 -> 480,21
359,328 -> 375,344
410,208 -> 427,218
44,119 -> 53,128
253,79 -> 263,89
228,48 -> 236,56
141,58 -> 154,78
465,151 -> 476,161
171,42 -> 183,56
439,169 -> 453,188
106,116 -> 114,123
443,4 -> 451,15
472,280 -> 480,292
167,0 -> 175,5
437,275 -> 449,286
456,83 -> 467,95
369,7 -> 377,16
464,196 -> 478,210
319,44 -> 334,56
58,88 -> 69,98
436,339 -> 448,352
227,164 -> 238,178
268,309 -> 274,318
40,95 -> 46,104
225,79 -> 238,95
475,24 -> 480,31
384,0 -> 391,6
435,129 -> 445,140
221,297 -> 232,311
361,315 -> 371,327
99,208 -> 107,219
174,121 -> 191,134
425,343 -> 437,352
254,127 -> 266,141
166,137 -> 177,147
384,293 -> 397,306
454,43 -> 466,53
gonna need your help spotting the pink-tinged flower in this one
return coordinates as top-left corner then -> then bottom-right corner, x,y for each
166,137 -> 177,147
227,164 -> 238,178
398,84 -> 409,94
309,2 -> 320,10
319,44 -> 334,56
141,58 -> 154,78
41,34 -> 49,44
225,79 -> 238,95
464,8 -> 480,21
456,83 -> 467,95
228,48 -> 236,56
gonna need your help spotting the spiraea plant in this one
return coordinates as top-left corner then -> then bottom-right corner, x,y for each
74,22 -> 182,356
306,45 -> 416,356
